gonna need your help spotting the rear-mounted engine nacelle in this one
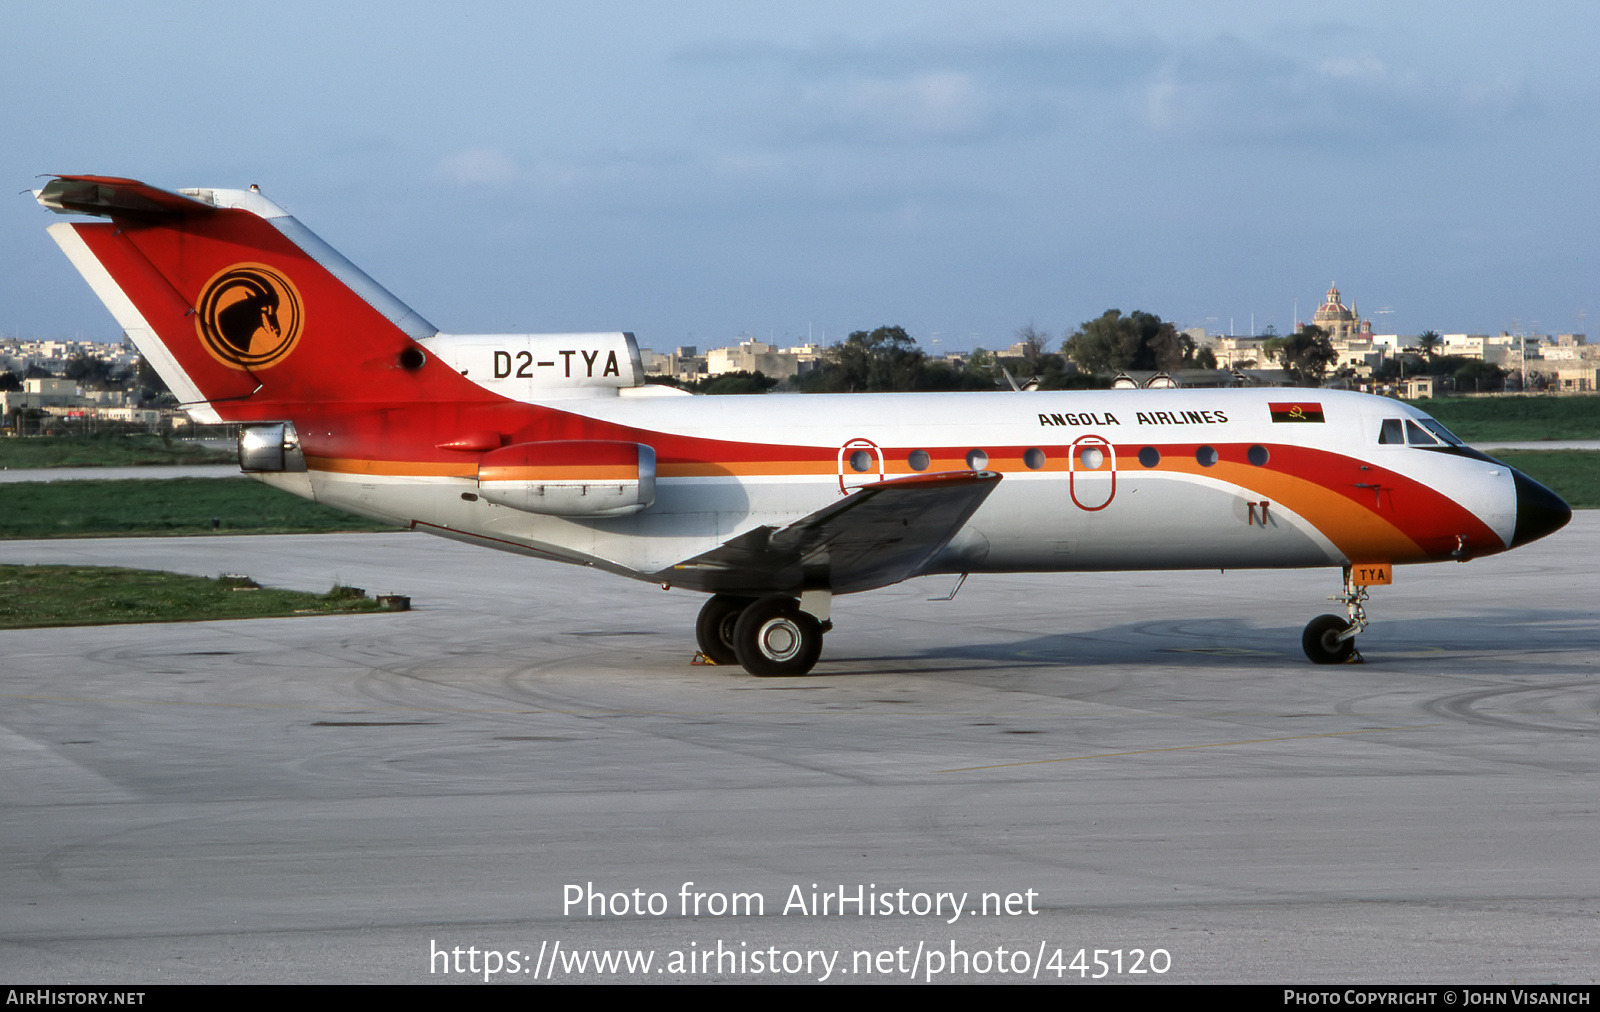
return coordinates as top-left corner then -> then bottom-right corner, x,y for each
238,422 -> 307,472
477,440 -> 656,518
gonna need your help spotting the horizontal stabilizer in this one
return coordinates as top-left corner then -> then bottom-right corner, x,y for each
660,470 -> 1001,595
35,175 -> 214,220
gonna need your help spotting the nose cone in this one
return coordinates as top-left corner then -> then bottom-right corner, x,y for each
1511,468 -> 1571,548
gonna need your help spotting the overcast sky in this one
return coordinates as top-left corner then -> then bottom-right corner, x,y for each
4,1 -> 1596,351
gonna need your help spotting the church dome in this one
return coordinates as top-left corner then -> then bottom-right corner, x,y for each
1312,283 -> 1357,337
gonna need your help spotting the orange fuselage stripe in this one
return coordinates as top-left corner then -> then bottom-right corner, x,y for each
305,449 -> 1440,561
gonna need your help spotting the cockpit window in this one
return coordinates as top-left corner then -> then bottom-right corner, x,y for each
1418,417 -> 1465,446
1381,414 -> 1471,451
1405,420 -> 1440,446
1376,412 -> 1491,461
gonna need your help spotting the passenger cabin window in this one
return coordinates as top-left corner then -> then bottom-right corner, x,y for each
1379,419 -> 1404,444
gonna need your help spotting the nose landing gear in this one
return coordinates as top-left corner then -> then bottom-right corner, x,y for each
1302,565 -> 1370,664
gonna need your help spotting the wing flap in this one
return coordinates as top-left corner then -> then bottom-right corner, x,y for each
661,470 -> 1001,595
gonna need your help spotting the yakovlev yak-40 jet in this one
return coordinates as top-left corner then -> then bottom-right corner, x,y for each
35,175 -> 1571,675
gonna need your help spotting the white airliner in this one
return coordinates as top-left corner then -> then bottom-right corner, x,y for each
34,175 -> 1571,675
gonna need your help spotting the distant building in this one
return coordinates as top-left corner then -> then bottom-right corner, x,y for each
1310,283 -> 1371,341
1401,376 -> 1438,398
1531,334 -> 1590,361
0,337 -> 137,375
1551,365 -> 1600,392
1332,339 -> 1386,376
1212,336 -> 1270,370
1,377 -> 81,412
638,346 -> 708,384
705,339 -> 820,380
1439,334 -> 1507,363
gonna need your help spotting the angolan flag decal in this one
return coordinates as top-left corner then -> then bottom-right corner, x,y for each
1269,402 -> 1324,423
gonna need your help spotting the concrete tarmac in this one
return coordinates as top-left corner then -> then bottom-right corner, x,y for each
1,520 -> 1596,984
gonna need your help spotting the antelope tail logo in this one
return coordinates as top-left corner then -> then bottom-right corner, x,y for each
194,263 -> 303,370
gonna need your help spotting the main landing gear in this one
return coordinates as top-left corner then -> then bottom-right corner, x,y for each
1302,565 -> 1370,664
695,593 -> 828,676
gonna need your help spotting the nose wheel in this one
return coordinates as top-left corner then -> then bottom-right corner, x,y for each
1302,566 -> 1368,664
1302,613 -> 1357,664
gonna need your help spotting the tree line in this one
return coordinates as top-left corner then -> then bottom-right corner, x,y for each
14,317 -> 1505,403
686,311 -> 1313,394
786,314 -> 1510,394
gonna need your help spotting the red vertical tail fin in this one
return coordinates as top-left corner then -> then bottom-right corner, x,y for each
39,175 -> 441,421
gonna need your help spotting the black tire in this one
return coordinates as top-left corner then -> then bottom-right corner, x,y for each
695,594 -> 753,666
732,597 -> 824,676
1302,613 -> 1355,664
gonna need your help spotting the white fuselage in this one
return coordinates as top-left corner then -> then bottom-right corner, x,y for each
270,386 -> 1520,586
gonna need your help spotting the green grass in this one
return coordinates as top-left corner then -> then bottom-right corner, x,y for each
0,565 -> 392,629
0,477 -> 398,538
1487,450 -> 1600,509
1404,396 -> 1600,442
0,432 -> 233,468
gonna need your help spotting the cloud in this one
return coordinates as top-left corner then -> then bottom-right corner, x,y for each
678,29 -> 1536,153
437,148 -> 517,185
789,71 -> 1004,144
678,37 -> 1060,147
1129,36 -> 1537,145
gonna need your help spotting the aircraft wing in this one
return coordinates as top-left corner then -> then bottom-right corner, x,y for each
658,470 -> 1001,596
